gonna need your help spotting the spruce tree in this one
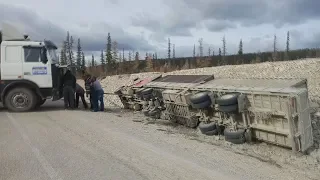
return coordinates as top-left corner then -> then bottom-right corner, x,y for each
238,39 -> 243,55
106,33 -> 113,71
135,52 -> 139,61
91,54 -> 95,67
76,38 -> 82,70
100,50 -> 105,72
81,52 -> 86,69
69,36 -> 74,65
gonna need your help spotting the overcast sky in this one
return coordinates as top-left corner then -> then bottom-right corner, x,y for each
0,0 -> 319,59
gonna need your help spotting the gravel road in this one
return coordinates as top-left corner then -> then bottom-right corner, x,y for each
0,101 -> 319,180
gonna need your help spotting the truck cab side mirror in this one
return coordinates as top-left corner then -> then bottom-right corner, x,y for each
40,47 -> 48,64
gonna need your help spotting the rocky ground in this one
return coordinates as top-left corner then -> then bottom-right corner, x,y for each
78,58 -> 320,172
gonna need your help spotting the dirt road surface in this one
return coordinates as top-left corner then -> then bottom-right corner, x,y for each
0,101 -> 318,180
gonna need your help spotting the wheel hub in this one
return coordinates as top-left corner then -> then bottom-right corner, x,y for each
12,93 -> 29,108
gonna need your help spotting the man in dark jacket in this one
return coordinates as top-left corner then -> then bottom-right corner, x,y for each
75,83 -> 88,109
84,74 -> 94,110
62,70 -> 76,109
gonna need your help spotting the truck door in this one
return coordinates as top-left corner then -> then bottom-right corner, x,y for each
51,64 -> 63,101
0,45 -> 23,80
22,46 -> 52,88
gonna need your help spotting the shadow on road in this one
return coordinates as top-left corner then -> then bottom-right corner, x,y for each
0,100 -> 67,112
0,100 -> 125,113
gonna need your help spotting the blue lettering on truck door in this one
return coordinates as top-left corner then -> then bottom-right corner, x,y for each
32,67 -> 47,75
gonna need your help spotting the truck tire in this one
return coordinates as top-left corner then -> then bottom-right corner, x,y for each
189,92 -> 210,104
218,104 -> 238,113
224,128 -> 245,139
191,100 -> 212,109
203,129 -> 218,136
216,93 -> 239,106
5,87 -> 37,112
224,128 -> 246,144
198,122 -> 216,133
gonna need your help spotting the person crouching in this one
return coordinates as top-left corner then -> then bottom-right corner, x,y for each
75,83 -> 88,109
91,77 -> 105,112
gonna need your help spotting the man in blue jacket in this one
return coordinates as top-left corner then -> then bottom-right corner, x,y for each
91,77 -> 105,112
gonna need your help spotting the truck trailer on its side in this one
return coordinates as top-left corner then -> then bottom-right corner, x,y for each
116,75 -> 314,153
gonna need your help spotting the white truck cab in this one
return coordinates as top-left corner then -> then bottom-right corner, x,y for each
0,26 -> 66,112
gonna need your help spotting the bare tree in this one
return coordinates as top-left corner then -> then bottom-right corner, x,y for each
222,36 -> 226,57
122,48 -> 125,61
208,47 -> 211,56
172,44 -> 175,58
167,38 -> 171,59
285,31 -> 290,60
193,44 -> 196,57
198,38 -> 203,57
118,52 -> 122,62
286,31 -> 290,52
128,51 -> 132,61
272,34 -> 278,61
111,41 -> 119,72
146,53 -> 153,71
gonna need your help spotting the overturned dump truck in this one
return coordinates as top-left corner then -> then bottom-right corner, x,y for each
115,75 -> 313,153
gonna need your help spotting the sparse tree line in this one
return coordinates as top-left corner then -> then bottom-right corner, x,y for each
59,30 -> 320,76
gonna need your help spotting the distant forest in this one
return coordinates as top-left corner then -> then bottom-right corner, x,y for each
58,31 -> 320,76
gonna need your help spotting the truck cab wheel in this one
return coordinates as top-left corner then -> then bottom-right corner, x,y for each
5,87 -> 37,112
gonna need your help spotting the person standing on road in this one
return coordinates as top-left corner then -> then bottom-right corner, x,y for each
84,74 -> 94,110
75,83 -> 88,109
62,70 -> 76,109
92,77 -> 105,112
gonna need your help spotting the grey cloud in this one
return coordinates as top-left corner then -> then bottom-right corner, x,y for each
131,1 -> 200,40
0,3 -> 154,52
131,14 -> 193,37
205,20 -> 237,32
133,0 -> 320,38
0,4 -> 66,42
299,32 -> 320,49
80,22 -> 155,51
182,0 -> 320,29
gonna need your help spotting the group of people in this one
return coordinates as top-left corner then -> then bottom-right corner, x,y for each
61,69 -> 105,112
